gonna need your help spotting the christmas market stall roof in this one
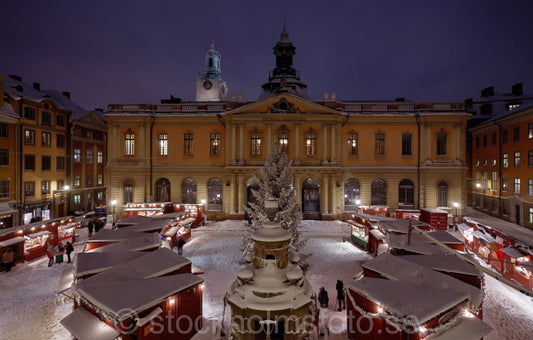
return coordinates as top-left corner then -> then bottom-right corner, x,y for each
378,217 -> 431,234
75,251 -> 147,277
387,232 -> 448,255
87,232 -> 161,253
360,253 -> 484,309
115,216 -> 173,233
60,307 -> 121,340
399,254 -> 482,277
72,248 -> 201,320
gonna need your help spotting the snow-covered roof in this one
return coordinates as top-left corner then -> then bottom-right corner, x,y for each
399,254 -> 481,277
227,260 -> 312,312
348,276 -> 470,324
387,232 -> 447,255
360,254 -> 484,310
472,230 -> 496,243
117,218 -> 171,233
87,232 -> 161,252
427,230 -> 464,244
379,218 -> 431,234
251,222 -> 291,242
424,315 -> 492,340
500,246 -> 527,259
86,228 -> 141,242
115,214 -> 155,226
0,236 -> 26,247
60,307 -> 121,340
76,251 -> 146,277
41,90 -> 90,118
75,248 -> 199,319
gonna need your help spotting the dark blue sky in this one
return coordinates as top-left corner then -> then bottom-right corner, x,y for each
1,0 -> 532,111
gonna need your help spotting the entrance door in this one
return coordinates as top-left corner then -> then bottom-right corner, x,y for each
302,178 -> 320,213
516,205 -> 520,225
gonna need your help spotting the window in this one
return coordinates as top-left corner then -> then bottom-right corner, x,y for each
374,131 -> 385,156
514,126 -> 520,142
24,182 -> 35,197
155,178 -> 171,202
87,150 -> 93,163
210,132 -> 221,156
398,179 -> 414,207
436,130 -> 447,156
74,175 -> 80,187
24,129 -> 35,145
491,171 -> 498,191
182,178 -> 197,204
41,156 -> 51,171
97,151 -> 103,164
529,179 -> 533,196
483,134 -> 487,147
475,171 -> 481,188
41,132 -> 51,147
475,136 -> 480,149
0,180 -> 9,199
502,129 -> 508,144
56,134 -> 65,148
0,149 -> 9,166
74,148 -> 81,162
347,131 -> 358,156
514,178 -> 521,194
184,132 -> 194,156
41,111 -> 51,126
492,132 -> 497,145
86,175 -> 92,186
56,114 -> 65,127
0,123 -> 9,137
24,155 -> 35,171
277,126 -> 289,154
401,133 -> 412,156
502,177 -> 508,192
41,181 -> 50,195
344,178 -> 360,208
124,181 -> 134,203
158,133 -> 168,156
529,150 -> 533,167
97,191 -> 104,200
482,171 -> 488,189
124,130 -> 135,156
305,130 -> 317,157
514,151 -> 520,168
438,182 -> 448,207
24,107 -> 35,120
529,123 -> 533,140
74,195 -> 81,205
57,180 -> 64,191
371,178 -> 387,205
207,178 -> 223,211
529,208 -> 533,224
503,153 -> 509,168
250,131 -> 262,157
56,156 -> 65,171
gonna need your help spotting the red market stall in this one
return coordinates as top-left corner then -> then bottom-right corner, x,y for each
419,208 -> 448,230
501,246 -> 533,289
0,236 -> 25,270
173,204 -> 205,228
162,217 -> 194,249
124,202 -> 174,217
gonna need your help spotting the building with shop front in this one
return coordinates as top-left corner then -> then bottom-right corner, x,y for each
470,103 -> 533,229
104,28 -> 471,221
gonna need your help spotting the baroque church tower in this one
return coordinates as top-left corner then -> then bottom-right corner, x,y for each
195,38 -> 228,101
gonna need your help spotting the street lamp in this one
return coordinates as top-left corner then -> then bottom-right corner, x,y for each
453,201 -> 459,230
64,185 -> 70,216
111,198 -> 117,226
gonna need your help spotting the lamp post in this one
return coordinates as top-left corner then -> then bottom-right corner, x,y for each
64,185 -> 70,216
111,198 -> 117,226
453,201 -> 459,231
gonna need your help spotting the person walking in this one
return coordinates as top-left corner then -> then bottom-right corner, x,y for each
2,248 -> 14,272
65,242 -> 74,263
46,245 -> 54,267
87,220 -> 94,237
336,279 -> 345,311
177,237 -> 186,255
318,287 -> 329,308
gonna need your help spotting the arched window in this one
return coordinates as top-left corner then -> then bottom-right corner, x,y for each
182,178 -> 197,204
438,181 -> 448,207
208,178 -> 223,211
344,178 -> 360,210
398,179 -> 414,207
371,179 -> 387,206
123,180 -> 134,204
155,178 -> 170,202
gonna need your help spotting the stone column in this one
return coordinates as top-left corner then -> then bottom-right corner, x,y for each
322,124 -> 328,164
330,175 -> 337,214
330,124 -> 336,164
294,123 -> 301,165
230,174 -> 236,214
231,124 -> 237,164
321,174 -> 329,214
266,123 -> 272,158
239,124 -> 245,164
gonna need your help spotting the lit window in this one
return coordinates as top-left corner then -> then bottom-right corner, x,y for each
375,131 -> 385,156
491,171 -> 498,191
97,174 -> 103,185
250,131 -> 262,157
41,132 -> 51,147
277,127 -> 289,154
74,149 -> 81,162
184,132 -> 194,156
97,151 -> 103,164
41,181 -> 50,195
514,151 -> 521,168
24,129 -> 35,145
514,178 -> 521,194
305,130 -> 317,157
158,133 -> 168,156
347,131 -> 358,156
210,132 -> 221,156
124,130 -> 135,156
503,153 -> 508,168
74,175 -> 80,187
74,194 -> 81,205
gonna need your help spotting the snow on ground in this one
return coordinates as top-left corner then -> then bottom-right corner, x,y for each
1,219 -> 533,339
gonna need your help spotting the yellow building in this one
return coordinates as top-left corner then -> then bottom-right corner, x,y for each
105,29 -> 470,221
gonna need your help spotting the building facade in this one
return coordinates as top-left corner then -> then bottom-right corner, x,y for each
105,29 -> 471,221
470,104 -> 533,228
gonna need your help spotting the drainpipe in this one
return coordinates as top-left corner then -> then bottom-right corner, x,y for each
415,113 -> 421,209
149,115 -> 155,202
494,121 -> 502,218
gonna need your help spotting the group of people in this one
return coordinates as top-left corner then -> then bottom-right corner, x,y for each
318,279 -> 346,311
46,242 -> 74,267
87,218 -> 105,237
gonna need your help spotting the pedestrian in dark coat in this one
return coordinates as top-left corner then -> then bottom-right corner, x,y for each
2,248 -> 14,272
318,287 -> 329,308
177,237 -> 186,255
87,220 -> 94,237
336,279 -> 345,311
66,242 -> 74,263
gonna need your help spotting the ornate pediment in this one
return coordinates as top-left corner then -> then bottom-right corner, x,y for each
268,98 -> 299,113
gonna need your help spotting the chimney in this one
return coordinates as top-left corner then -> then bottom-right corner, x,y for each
62,91 -> 70,99
512,83 -> 523,96
33,82 -> 40,91
8,74 -> 22,81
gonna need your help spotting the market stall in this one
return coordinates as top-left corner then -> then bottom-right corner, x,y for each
0,237 -> 25,269
24,231 -> 51,261
347,220 -> 368,250
124,202 -> 173,217
162,218 -> 193,249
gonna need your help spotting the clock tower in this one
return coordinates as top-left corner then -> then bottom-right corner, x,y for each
195,39 -> 228,101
